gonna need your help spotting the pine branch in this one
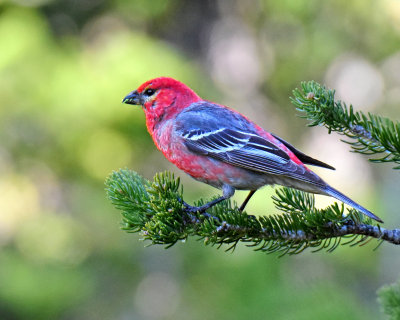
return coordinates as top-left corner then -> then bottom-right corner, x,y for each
105,169 -> 400,255
291,81 -> 400,169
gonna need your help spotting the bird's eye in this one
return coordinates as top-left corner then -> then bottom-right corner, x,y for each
144,88 -> 156,96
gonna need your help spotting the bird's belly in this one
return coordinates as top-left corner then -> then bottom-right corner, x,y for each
172,152 -> 323,194
170,151 -> 271,190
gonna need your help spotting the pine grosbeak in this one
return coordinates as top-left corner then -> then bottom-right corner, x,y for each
123,77 -> 382,223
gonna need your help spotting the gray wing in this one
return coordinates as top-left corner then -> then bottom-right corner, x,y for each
182,128 -> 294,175
175,103 -> 325,186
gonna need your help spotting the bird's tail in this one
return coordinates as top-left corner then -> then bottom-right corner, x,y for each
323,185 -> 383,223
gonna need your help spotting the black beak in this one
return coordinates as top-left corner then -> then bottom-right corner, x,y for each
122,90 -> 143,105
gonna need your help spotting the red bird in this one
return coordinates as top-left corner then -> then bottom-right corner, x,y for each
123,77 -> 383,223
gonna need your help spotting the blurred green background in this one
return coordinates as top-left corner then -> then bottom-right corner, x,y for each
1,0 -> 400,319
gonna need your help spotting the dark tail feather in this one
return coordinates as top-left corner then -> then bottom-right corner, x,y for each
323,186 -> 383,223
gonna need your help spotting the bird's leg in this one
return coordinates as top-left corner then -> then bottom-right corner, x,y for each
184,185 -> 235,216
239,190 -> 256,212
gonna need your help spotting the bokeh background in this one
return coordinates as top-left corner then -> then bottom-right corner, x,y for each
1,0 -> 400,319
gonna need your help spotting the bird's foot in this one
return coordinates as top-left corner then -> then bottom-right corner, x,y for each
184,204 -> 220,221
177,197 -> 220,222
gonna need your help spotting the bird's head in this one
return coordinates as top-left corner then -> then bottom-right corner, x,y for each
123,77 -> 201,131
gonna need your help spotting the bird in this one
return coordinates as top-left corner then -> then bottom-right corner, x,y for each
122,77 -> 383,223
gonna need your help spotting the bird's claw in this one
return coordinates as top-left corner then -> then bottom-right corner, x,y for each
178,199 -> 198,213
177,197 -> 196,212
184,204 -> 203,214
178,198 -> 204,214
179,200 -> 220,222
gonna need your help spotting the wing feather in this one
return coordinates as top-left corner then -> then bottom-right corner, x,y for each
175,102 -> 324,186
182,127 -> 295,174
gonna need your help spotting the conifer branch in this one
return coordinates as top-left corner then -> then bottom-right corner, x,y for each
105,169 -> 400,255
291,81 -> 400,169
